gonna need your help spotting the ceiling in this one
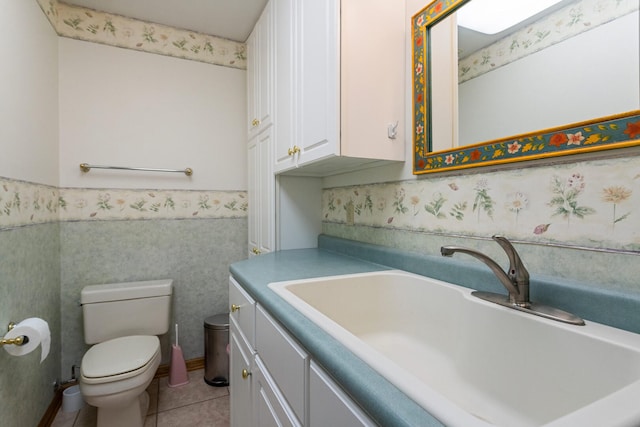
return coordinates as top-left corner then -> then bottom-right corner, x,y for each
60,0 -> 269,42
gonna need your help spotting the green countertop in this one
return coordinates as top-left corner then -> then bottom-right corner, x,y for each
230,235 -> 640,426
230,248 -> 445,427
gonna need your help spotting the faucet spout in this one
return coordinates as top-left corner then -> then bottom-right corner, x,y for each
440,236 -> 584,325
441,244 -> 525,305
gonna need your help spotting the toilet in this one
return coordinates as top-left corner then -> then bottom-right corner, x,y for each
79,279 -> 173,427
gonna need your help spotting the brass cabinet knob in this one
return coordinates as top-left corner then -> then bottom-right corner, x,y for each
242,369 -> 251,380
251,118 -> 260,127
252,247 -> 261,255
288,146 -> 301,156
231,304 -> 241,312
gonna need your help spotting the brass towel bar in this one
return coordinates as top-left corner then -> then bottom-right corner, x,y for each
79,163 -> 193,176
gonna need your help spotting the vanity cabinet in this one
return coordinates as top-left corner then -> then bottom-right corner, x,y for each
229,276 -> 375,426
273,0 -> 405,175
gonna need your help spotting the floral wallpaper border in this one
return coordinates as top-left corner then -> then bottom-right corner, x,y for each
323,154 -> 640,252
0,177 -> 247,230
36,0 -> 246,69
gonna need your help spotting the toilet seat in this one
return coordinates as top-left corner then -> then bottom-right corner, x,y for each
81,335 -> 160,385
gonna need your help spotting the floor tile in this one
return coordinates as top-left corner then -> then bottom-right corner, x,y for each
158,370 -> 229,412
157,396 -> 230,427
147,378 -> 159,415
50,408 -> 77,427
53,369 -> 229,427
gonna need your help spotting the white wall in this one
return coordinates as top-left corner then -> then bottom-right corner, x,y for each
58,38 -> 247,190
0,0 -> 59,185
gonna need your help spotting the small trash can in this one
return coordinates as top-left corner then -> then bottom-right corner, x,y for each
62,384 -> 84,412
204,313 -> 229,386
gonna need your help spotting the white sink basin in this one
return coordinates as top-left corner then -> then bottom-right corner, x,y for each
269,270 -> 640,427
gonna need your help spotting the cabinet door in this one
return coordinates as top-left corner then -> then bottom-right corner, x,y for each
309,361 -> 376,427
248,128 -> 275,256
248,2 -> 273,140
273,0 -> 298,172
230,322 -> 254,427
258,129 -> 275,254
247,137 -> 260,256
296,0 -> 340,165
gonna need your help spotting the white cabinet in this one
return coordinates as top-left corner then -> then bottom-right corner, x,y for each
229,277 -> 257,427
274,0 -> 406,175
309,361 -> 376,427
247,1 -> 275,257
229,276 -> 375,426
247,1 -> 273,140
255,305 -> 308,424
254,356 -> 302,427
230,325 -> 254,427
248,127 -> 275,257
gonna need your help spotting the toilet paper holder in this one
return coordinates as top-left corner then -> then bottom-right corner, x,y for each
0,322 -> 29,347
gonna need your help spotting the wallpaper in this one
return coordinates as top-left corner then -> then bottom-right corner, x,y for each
323,154 -> 640,252
0,176 -> 247,230
36,0 -> 247,69
458,0 -> 638,83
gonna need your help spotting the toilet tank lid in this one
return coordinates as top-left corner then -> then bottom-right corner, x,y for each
81,279 -> 173,304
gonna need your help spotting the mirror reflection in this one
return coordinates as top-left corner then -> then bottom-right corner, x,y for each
413,0 -> 640,174
454,0 -> 639,148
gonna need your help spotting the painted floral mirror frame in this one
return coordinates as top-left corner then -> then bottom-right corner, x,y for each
412,0 -> 640,175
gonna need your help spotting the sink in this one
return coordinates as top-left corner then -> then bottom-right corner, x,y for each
268,270 -> 640,427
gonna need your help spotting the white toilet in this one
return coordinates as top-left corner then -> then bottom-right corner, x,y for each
79,279 -> 173,427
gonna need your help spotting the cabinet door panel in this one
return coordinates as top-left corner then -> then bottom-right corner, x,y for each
229,277 -> 256,348
254,356 -> 302,427
273,0 -> 297,172
309,361 -> 376,427
296,0 -> 339,163
230,324 -> 253,427
256,304 -> 308,423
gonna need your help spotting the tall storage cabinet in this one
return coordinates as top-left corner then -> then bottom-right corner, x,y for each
247,2 -> 275,257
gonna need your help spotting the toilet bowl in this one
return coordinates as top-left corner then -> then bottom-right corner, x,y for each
80,336 -> 161,427
79,280 -> 173,427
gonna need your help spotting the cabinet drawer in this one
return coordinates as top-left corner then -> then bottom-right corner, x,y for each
229,276 -> 256,349
254,355 -> 302,427
309,361 -> 375,427
256,304 -> 308,423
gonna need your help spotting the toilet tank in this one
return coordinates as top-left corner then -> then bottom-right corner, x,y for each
81,279 -> 173,344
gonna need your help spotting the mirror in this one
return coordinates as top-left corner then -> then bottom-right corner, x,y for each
412,0 -> 640,174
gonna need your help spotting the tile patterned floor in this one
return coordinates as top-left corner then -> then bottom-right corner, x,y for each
51,369 -> 229,427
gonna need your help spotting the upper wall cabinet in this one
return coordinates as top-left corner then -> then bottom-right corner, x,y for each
247,2 -> 274,141
273,0 -> 406,176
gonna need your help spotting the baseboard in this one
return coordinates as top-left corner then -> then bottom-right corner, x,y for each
39,357 -> 206,427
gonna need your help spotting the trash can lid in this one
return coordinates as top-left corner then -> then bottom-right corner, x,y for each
204,313 -> 229,330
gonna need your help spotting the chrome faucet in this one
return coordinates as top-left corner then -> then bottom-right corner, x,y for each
441,235 -> 584,325
441,235 -> 529,307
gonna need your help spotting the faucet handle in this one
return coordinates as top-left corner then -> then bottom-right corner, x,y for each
492,235 -> 529,284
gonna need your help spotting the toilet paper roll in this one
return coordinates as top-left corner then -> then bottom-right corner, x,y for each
3,318 -> 51,363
